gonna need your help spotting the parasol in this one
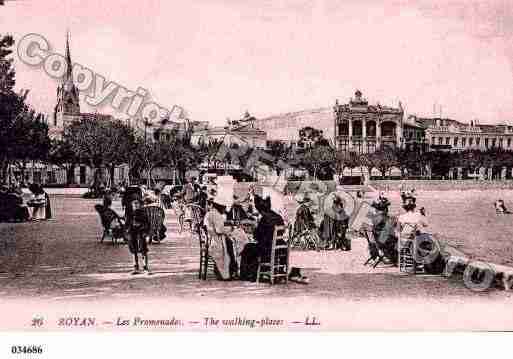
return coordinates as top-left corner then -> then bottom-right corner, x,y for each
323,191 -> 356,220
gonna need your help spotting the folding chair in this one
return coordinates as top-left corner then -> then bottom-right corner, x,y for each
362,229 -> 385,268
256,225 -> 290,285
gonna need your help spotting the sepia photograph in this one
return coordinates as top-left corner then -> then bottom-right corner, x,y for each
1,0 -> 513,344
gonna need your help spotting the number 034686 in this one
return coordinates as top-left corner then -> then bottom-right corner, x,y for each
11,345 -> 43,354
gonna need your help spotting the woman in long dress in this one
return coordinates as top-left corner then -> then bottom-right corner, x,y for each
204,199 -> 237,280
320,194 -> 350,250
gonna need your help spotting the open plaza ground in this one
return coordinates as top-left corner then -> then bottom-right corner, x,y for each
1,189 -> 513,330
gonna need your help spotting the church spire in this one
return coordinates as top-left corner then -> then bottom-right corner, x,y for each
65,30 -> 73,80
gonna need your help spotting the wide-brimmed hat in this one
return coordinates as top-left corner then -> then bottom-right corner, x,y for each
207,186 -> 230,209
323,191 -> 356,220
403,196 -> 416,209
143,193 -> 158,205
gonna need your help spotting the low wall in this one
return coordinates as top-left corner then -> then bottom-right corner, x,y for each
233,181 -> 338,196
283,181 -> 337,194
370,179 -> 513,191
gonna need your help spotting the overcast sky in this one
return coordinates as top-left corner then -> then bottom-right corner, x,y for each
3,0 -> 513,126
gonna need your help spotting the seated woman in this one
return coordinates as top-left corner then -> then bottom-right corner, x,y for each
1,186 -> 30,222
28,184 -> 52,221
396,197 -> 429,272
10,187 -> 30,222
227,195 -> 249,223
239,195 -> 284,281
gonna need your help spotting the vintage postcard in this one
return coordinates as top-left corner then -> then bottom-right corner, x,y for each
1,0 -> 513,340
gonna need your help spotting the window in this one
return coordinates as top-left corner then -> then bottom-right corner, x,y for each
485,138 -> 489,148
454,137 -> 459,147
340,140 -> 348,152
438,137 -> 443,145
462,138 -> 466,147
476,137 -> 480,146
492,138 -> 497,147
445,137 -> 450,145
499,138 -> 504,148
469,138 -> 473,146
508,139 -> 511,147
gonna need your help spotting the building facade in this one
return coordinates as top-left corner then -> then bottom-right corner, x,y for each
254,90 -> 405,152
410,116 -> 513,151
334,90 -> 404,152
255,107 -> 334,144
190,112 -> 267,149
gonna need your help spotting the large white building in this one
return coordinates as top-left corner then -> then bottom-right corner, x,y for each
190,112 -> 267,149
254,90 -> 408,152
410,116 -> 513,151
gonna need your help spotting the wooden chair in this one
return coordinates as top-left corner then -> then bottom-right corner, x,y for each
196,225 -> 216,280
398,223 -> 424,274
94,204 -> 126,245
142,206 -> 165,244
186,204 -> 205,232
256,225 -> 289,285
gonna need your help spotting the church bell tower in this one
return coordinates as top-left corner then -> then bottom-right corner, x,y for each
53,31 -> 80,132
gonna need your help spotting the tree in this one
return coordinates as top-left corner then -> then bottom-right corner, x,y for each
395,148 -> 422,178
10,110 -> 50,181
0,34 -> 15,94
303,144 -> 335,180
48,138 -> 79,185
367,149 -> 398,178
0,90 -> 49,184
66,116 -> 136,188
297,126 -> 329,149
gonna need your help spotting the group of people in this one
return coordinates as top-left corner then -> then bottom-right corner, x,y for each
98,184 -> 168,274
200,184 -> 307,283
293,192 -> 351,250
366,188 -> 443,273
0,183 -> 52,222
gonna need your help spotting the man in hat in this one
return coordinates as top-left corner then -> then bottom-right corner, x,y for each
128,198 -> 150,274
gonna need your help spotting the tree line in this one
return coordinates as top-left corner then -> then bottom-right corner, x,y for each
3,33 -> 513,187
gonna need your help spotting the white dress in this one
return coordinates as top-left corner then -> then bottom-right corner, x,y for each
31,193 -> 46,220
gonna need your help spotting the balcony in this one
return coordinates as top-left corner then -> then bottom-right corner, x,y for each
381,135 -> 397,142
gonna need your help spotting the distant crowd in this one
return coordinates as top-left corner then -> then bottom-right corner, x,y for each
0,183 -> 52,223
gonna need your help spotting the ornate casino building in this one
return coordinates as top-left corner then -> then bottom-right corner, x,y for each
333,90 -> 405,152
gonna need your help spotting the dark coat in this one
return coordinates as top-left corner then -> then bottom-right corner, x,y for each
255,210 -> 284,260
